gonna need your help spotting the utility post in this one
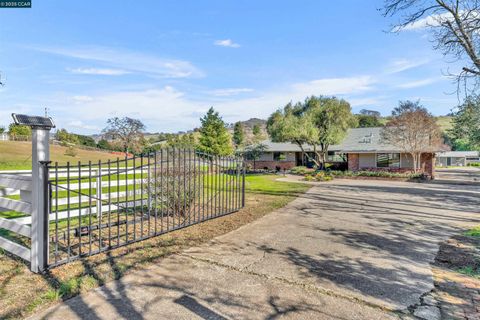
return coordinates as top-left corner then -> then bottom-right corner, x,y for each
12,114 -> 55,273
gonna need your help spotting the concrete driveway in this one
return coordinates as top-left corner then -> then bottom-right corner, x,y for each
435,167 -> 480,184
33,178 -> 480,320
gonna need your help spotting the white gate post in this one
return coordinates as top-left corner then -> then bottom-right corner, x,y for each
31,128 -> 51,273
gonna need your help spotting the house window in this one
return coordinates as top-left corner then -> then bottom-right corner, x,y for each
376,153 -> 400,168
273,152 -> 286,161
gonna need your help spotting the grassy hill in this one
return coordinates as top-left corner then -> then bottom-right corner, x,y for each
369,116 -> 452,131
436,116 -> 453,132
0,141 -> 122,170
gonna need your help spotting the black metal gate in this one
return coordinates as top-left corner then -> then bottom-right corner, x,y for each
47,149 -> 245,267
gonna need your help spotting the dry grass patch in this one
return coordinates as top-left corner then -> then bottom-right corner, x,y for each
0,141 -> 120,170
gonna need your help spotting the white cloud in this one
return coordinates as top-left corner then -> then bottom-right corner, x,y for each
68,67 -> 130,76
396,77 -> 440,89
62,75 -> 377,133
348,96 -> 386,107
401,11 -> 480,31
72,95 -> 94,102
401,12 -> 452,31
209,88 -> 254,96
291,76 -> 375,96
214,39 -> 241,48
386,58 -> 429,74
67,120 -> 100,130
33,45 -> 204,78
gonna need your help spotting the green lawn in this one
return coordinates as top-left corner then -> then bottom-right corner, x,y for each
245,174 -> 309,196
465,226 -> 480,237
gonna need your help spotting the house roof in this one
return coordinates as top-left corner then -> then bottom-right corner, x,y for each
260,141 -> 305,152
262,127 -> 440,154
437,151 -> 479,158
329,127 -> 402,153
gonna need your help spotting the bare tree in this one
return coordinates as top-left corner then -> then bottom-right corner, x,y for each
382,0 -> 480,90
381,101 -> 442,172
103,117 -> 146,154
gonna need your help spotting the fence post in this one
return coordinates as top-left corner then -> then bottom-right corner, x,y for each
96,167 -> 102,218
31,128 -> 51,273
242,159 -> 246,208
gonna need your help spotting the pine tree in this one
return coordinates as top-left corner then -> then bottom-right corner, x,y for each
448,95 -> 480,150
252,124 -> 261,136
198,107 -> 233,155
233,122 -> 245,147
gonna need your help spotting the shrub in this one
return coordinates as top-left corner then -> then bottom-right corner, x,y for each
304,170 -> 334,182
64,146 -> 78,157
467,162 -> 480,167
145,150 -> 204,218
329,170 -> 427,180
290,166 -> 313,175
304,175 -> 314,181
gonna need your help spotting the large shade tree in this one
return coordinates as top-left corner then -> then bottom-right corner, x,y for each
267,96 -> 356,169
382,0 -> 480,90
103,117 -> 146,154
381,100 -> 442,172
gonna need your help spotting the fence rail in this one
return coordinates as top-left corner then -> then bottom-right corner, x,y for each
0,174 -> 33,263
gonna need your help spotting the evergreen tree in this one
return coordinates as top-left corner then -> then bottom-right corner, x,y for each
448,95 -> 480,150
252,124 -> 261,136
233,122 -> 245,147
198,107 -> 233,155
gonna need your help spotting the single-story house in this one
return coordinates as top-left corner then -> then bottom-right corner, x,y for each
436,151 -> 480,167
246,127 -> 437,177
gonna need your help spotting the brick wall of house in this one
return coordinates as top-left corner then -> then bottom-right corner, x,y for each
347,152 -> 435,178
421,153 -> 435,178
348,153 -> 359,171
246,160 -> 296,171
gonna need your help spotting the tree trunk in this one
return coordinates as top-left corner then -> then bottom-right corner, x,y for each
411,152 -> 421,173
296,142 -> 321,169
417,152 -> 422,173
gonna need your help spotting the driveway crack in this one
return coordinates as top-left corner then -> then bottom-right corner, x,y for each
183,253 -> 406,318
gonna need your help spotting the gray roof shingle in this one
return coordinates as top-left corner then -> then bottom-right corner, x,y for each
329,127 -> 400,153
261,127 -> 441,153
437,151 -> 479,158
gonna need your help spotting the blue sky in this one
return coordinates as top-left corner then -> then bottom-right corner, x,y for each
0,1 -> 465,134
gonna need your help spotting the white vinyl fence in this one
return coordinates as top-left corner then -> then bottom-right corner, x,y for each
0,167 -> 145,267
